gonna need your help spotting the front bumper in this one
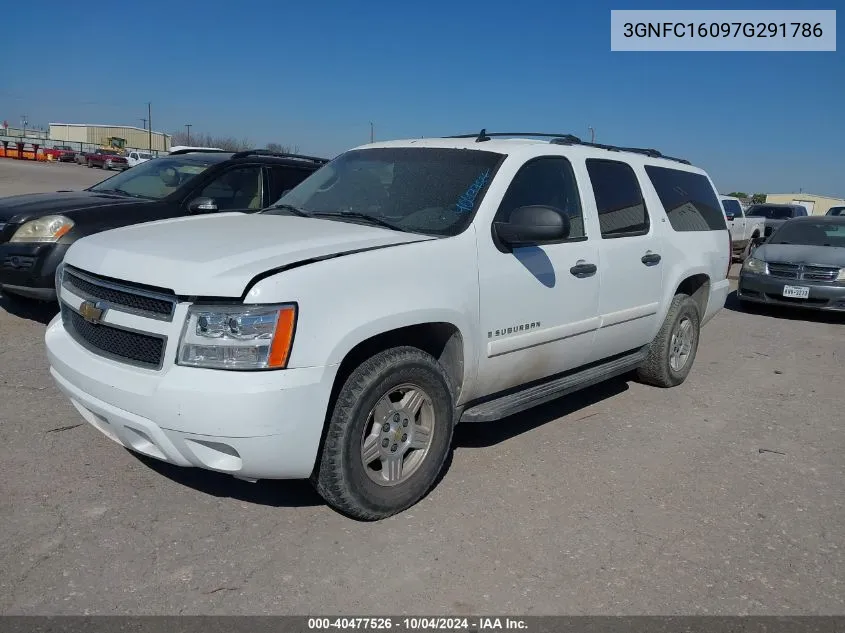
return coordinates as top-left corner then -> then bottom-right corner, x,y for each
45,314 -> 339,479
0,242 -> 68,300
737,271 -> 845,311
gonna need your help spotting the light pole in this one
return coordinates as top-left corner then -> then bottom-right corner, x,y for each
588,126 -> 595,143
147,102 -> 152,151
370,121 -> 374,143
185,124 -> 192,144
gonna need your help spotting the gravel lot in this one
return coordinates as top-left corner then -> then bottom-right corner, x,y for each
0,160 -> 843,615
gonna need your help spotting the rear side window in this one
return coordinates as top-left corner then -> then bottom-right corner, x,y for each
645,166 -> 727,231
585,159 -> 649,237
721,199 -> 742,218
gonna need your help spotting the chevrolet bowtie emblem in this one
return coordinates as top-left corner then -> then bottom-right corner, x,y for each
79,300 -> 107,324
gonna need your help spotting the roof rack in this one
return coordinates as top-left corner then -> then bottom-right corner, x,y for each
167,148 -> 230,155
444,129 -> 690,165
230,149 -> 329,164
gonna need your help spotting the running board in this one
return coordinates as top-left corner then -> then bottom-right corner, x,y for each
459,347 -> 649,423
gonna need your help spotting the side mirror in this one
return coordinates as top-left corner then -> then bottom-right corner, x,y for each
494,205 -> 571,247
187,197 -> 218,214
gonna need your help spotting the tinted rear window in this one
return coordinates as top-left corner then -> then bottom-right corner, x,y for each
828,206 -> 845,216
585,159 -> 650,237
721,199 -> 742,217
645,166 -> 726,231
746,205 -> 794,219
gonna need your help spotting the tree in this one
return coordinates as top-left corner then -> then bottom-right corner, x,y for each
751,193 -> 767,204
727,192 -> 748,199
266,142 -> 299,154
169,130 -> 253,151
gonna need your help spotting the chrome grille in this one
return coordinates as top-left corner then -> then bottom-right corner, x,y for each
768,262 -> 840,282
61,303 -> 166,369
63,266 -> 176,321
802,265 -> 839,281
767,262 -> 800,279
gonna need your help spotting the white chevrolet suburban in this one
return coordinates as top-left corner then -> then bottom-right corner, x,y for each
45,131 -> 731,520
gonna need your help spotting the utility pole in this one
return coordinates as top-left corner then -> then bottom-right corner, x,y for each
147,102 -> 152,151
588,126 -> 595,143
370,121 -> 374,143
185,124 -> 192,144
139,118 -> 147,130
21,115 -> 27,136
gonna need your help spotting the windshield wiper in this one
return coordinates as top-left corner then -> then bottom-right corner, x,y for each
270,203 -> 313,217
313,211 -> 404,232
105,188 -> 152,200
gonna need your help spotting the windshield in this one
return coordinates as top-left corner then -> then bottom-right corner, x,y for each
747,205 -> 794,219
721,199 -> 742,217
769,220 -> 845,247
264,147 -> 504,236
827,206 -> 845,216
88,156 -> 216,200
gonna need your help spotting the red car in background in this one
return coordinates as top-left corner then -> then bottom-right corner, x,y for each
86,149 -> 129,171
43,145 -> 77,162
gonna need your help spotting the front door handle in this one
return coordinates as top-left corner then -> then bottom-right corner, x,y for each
641,252 -> 662,266
570,260 -> 597,278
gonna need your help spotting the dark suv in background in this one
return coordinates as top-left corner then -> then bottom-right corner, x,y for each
0,149 -> 329,302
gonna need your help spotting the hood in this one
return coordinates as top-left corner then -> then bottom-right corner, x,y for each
758,243 -> 845,268
64,213 -> 433,296
0,190 -> 142,223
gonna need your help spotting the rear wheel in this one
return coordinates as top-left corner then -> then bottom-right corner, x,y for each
104,159 -> 112,170
312,347 -> 455,520
637,294 -> 701,388
87,159 -> 93,168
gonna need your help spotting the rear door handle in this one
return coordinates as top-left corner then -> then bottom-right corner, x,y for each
570,261 -> 597,278
641,252 -> 662,266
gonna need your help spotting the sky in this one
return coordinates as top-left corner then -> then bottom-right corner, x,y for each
2,0 -> 843,197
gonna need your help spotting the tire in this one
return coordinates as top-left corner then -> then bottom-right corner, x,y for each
104,159 -> 112,170
636,293 -> 701,388
87,159 -> 93,168
312,346 -> 455,520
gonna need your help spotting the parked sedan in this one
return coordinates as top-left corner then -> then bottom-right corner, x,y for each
738,216 -> 845,312
0,149 -> 327,301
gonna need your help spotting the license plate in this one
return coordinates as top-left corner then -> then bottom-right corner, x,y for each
783,285 -> 810,299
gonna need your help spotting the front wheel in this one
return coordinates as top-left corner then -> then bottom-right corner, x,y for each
637,294 -> 701,388
312,347 -> 455,520
87,159 -> 93,168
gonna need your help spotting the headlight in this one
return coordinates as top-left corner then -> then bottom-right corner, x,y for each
55,262 -> 65,298
742,257 -> 767,274
177,304 -> 297,370
10,215 -> 74,243
837,268 -> 845,282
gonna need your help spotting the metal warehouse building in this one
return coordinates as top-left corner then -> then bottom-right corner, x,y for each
765,193 -> 845,216
48,123 -> 171,152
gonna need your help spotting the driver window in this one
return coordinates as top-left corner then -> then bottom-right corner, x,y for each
198,167 -> 264,211
496,157 -> 585,238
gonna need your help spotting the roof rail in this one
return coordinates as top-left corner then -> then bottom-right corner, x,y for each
167,148 -> 230,155
230,149 -> 329,164
550,137 -> 691,165
445,129 -> 581,143
444,129 -> 690,165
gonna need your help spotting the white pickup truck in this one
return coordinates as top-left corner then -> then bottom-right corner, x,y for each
720,195 -> 765,261
46,131 -> 731,520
